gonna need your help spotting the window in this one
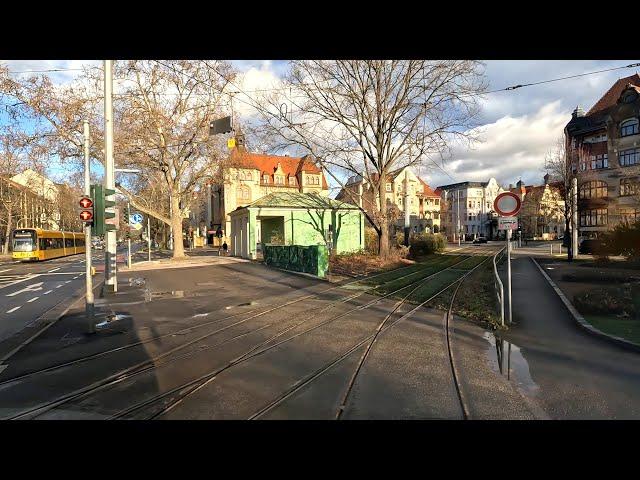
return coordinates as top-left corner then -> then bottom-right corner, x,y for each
621,119 -> 639,137
289,176 -> 297,186
386,183 -> 392,192
434,212 -> 439,219
236,186 -> 250,202
580,208 -> 608,226
620,179 -> 639,196
435,199 -> 439,206
263,175 -> 270,184
581,154 -> 608,171
620,208 -> 639,224
580,181 -> 608,199
274,175 -> 284,185
619,148 -> 639,167
622,91 -> 639,104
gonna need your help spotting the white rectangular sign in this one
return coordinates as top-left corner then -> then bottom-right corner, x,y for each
498,217 -> 518,230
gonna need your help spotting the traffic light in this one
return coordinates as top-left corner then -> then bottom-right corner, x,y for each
91,184 -> 118,236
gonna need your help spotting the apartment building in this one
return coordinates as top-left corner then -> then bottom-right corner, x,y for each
437,178 -> 504,241
210,141 -> 329,236
335,166 -> 441,233
565,74 -> 640,238
510,175 -> 566,240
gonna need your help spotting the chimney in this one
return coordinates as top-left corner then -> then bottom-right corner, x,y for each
544,173 -> 550,184
572,106 -> 585,118
516,179 -> 523,188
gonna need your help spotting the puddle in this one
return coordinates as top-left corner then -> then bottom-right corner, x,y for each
483,331 -> 539,396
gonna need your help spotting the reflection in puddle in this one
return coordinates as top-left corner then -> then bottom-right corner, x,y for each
483,331 -> 539,396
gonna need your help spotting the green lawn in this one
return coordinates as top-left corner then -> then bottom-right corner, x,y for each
583,314 -> 640,346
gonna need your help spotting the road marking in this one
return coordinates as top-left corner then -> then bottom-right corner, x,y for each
73,276 -> 79,279
0,364 -> 7,374
0,269 -> 12,273
43,290 -> 52,295
6,282 -> 44,297
27,296 -> 39,303
56,284 -> 63,288
6,306 -> 21,313
64,280 -> 71,284
48,267 -> 61,272
0,274 -> 40,291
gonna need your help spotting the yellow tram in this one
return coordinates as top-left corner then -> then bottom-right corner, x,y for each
11,228 -> 86,261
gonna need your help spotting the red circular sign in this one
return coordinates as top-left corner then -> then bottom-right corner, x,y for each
79,197 -> 93,209
494,192 -> 522,217
80,210 -> 93,221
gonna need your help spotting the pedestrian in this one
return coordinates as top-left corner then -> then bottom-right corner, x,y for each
222,241 -> 228,256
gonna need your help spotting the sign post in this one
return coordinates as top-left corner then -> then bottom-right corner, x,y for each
83,121 -> 94,333
494,192 -> 522,326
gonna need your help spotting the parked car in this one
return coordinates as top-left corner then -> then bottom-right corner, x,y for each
578,238 -> 605,255
472,236 -> 488,244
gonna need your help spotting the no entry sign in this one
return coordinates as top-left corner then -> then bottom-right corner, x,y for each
494,192 -> 521,217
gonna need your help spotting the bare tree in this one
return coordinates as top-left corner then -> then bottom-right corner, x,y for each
1,61 -> 235,258
250,60 -> 486,256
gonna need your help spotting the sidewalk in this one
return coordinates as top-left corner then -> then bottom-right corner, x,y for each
498,255 -> 640,419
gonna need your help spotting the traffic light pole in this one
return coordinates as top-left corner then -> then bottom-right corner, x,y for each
84,120 -> 95,333
104,60 -> 117,293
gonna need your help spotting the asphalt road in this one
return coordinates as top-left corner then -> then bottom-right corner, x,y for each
0,244 -> 138,345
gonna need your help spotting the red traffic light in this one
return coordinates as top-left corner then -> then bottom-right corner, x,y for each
80,210 -> 93,221
80,197 -> 93,209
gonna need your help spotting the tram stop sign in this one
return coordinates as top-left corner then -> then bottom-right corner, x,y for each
494,192 -> 522,217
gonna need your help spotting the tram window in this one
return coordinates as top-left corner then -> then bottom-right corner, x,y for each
65,238 -> 74,248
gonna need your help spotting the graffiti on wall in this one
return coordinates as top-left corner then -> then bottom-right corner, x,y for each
263,244 -> 328,278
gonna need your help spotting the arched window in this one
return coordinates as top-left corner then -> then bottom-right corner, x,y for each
620,118 -> 639,137
579,181 -> 608,199
236,186 -> 251,202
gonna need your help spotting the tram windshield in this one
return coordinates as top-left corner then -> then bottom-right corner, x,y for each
12,230 -> 37,252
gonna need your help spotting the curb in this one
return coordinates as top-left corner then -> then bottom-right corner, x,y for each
530,257 -> 640,354
0,279 -> 105,364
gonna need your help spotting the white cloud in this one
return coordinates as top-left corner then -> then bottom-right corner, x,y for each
422,100 -> 569,189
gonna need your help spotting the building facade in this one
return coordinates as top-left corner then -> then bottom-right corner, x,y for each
336,167 -> 441,234
511,175 -> 566,240
437,178 -> 504,241
210,144 -> 329,238
565,74 -> 640,238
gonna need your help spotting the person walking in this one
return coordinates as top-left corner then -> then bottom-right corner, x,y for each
222,241 -> 228,256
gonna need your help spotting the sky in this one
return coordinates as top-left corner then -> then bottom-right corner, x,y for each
1,59 -> 639,192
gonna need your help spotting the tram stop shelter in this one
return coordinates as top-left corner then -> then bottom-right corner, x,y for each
228,192 -> 364,261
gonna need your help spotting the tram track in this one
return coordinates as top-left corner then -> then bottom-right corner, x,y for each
4,254 -> 471,420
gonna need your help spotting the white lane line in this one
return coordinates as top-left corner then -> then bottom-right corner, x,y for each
64,280 -> 71,284
48,267 -> 61,273
27,296 -> 39,303
73,276 -> 79,279
6,306 -> 21,313
43,290 -> 53,295
0,269 -> 12,273
56,285 -> 63,288
0,274 -> 40,291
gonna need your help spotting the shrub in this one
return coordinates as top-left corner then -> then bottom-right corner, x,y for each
602,220 -> 640,260
364,227 -> 379,254
408,233 -> 445,257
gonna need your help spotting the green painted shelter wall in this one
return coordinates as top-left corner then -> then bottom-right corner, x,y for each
239,207 -> 364,260
263,244 -> 329,278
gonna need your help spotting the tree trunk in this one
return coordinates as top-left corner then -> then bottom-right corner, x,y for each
170,193 -> 185,258
3,208 -> 13,255
377,180 -> 389,258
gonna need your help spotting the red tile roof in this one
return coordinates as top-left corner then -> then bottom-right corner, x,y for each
419,178 -> 439,197
587,74 -> 640,115
229,149 -> 327,189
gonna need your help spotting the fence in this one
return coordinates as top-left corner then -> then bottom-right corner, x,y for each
263,244 -> 329,278
493,247 -> 506,327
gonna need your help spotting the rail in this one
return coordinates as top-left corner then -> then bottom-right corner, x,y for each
493,247 -> 506,327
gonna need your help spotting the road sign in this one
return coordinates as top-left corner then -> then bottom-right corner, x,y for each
498,217 -> 518,230
494,192 -> 522,217
79,197 -> 93,209
130,213 -> 143,224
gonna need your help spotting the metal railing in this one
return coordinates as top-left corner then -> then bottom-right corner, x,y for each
493,247 -> 506,327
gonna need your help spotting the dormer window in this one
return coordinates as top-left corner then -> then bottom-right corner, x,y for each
274,175 -> 285,185
622,90 -> 638,104
620,118 -> 639,137
263,174 -> 270,184
289,176 -> 297,186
